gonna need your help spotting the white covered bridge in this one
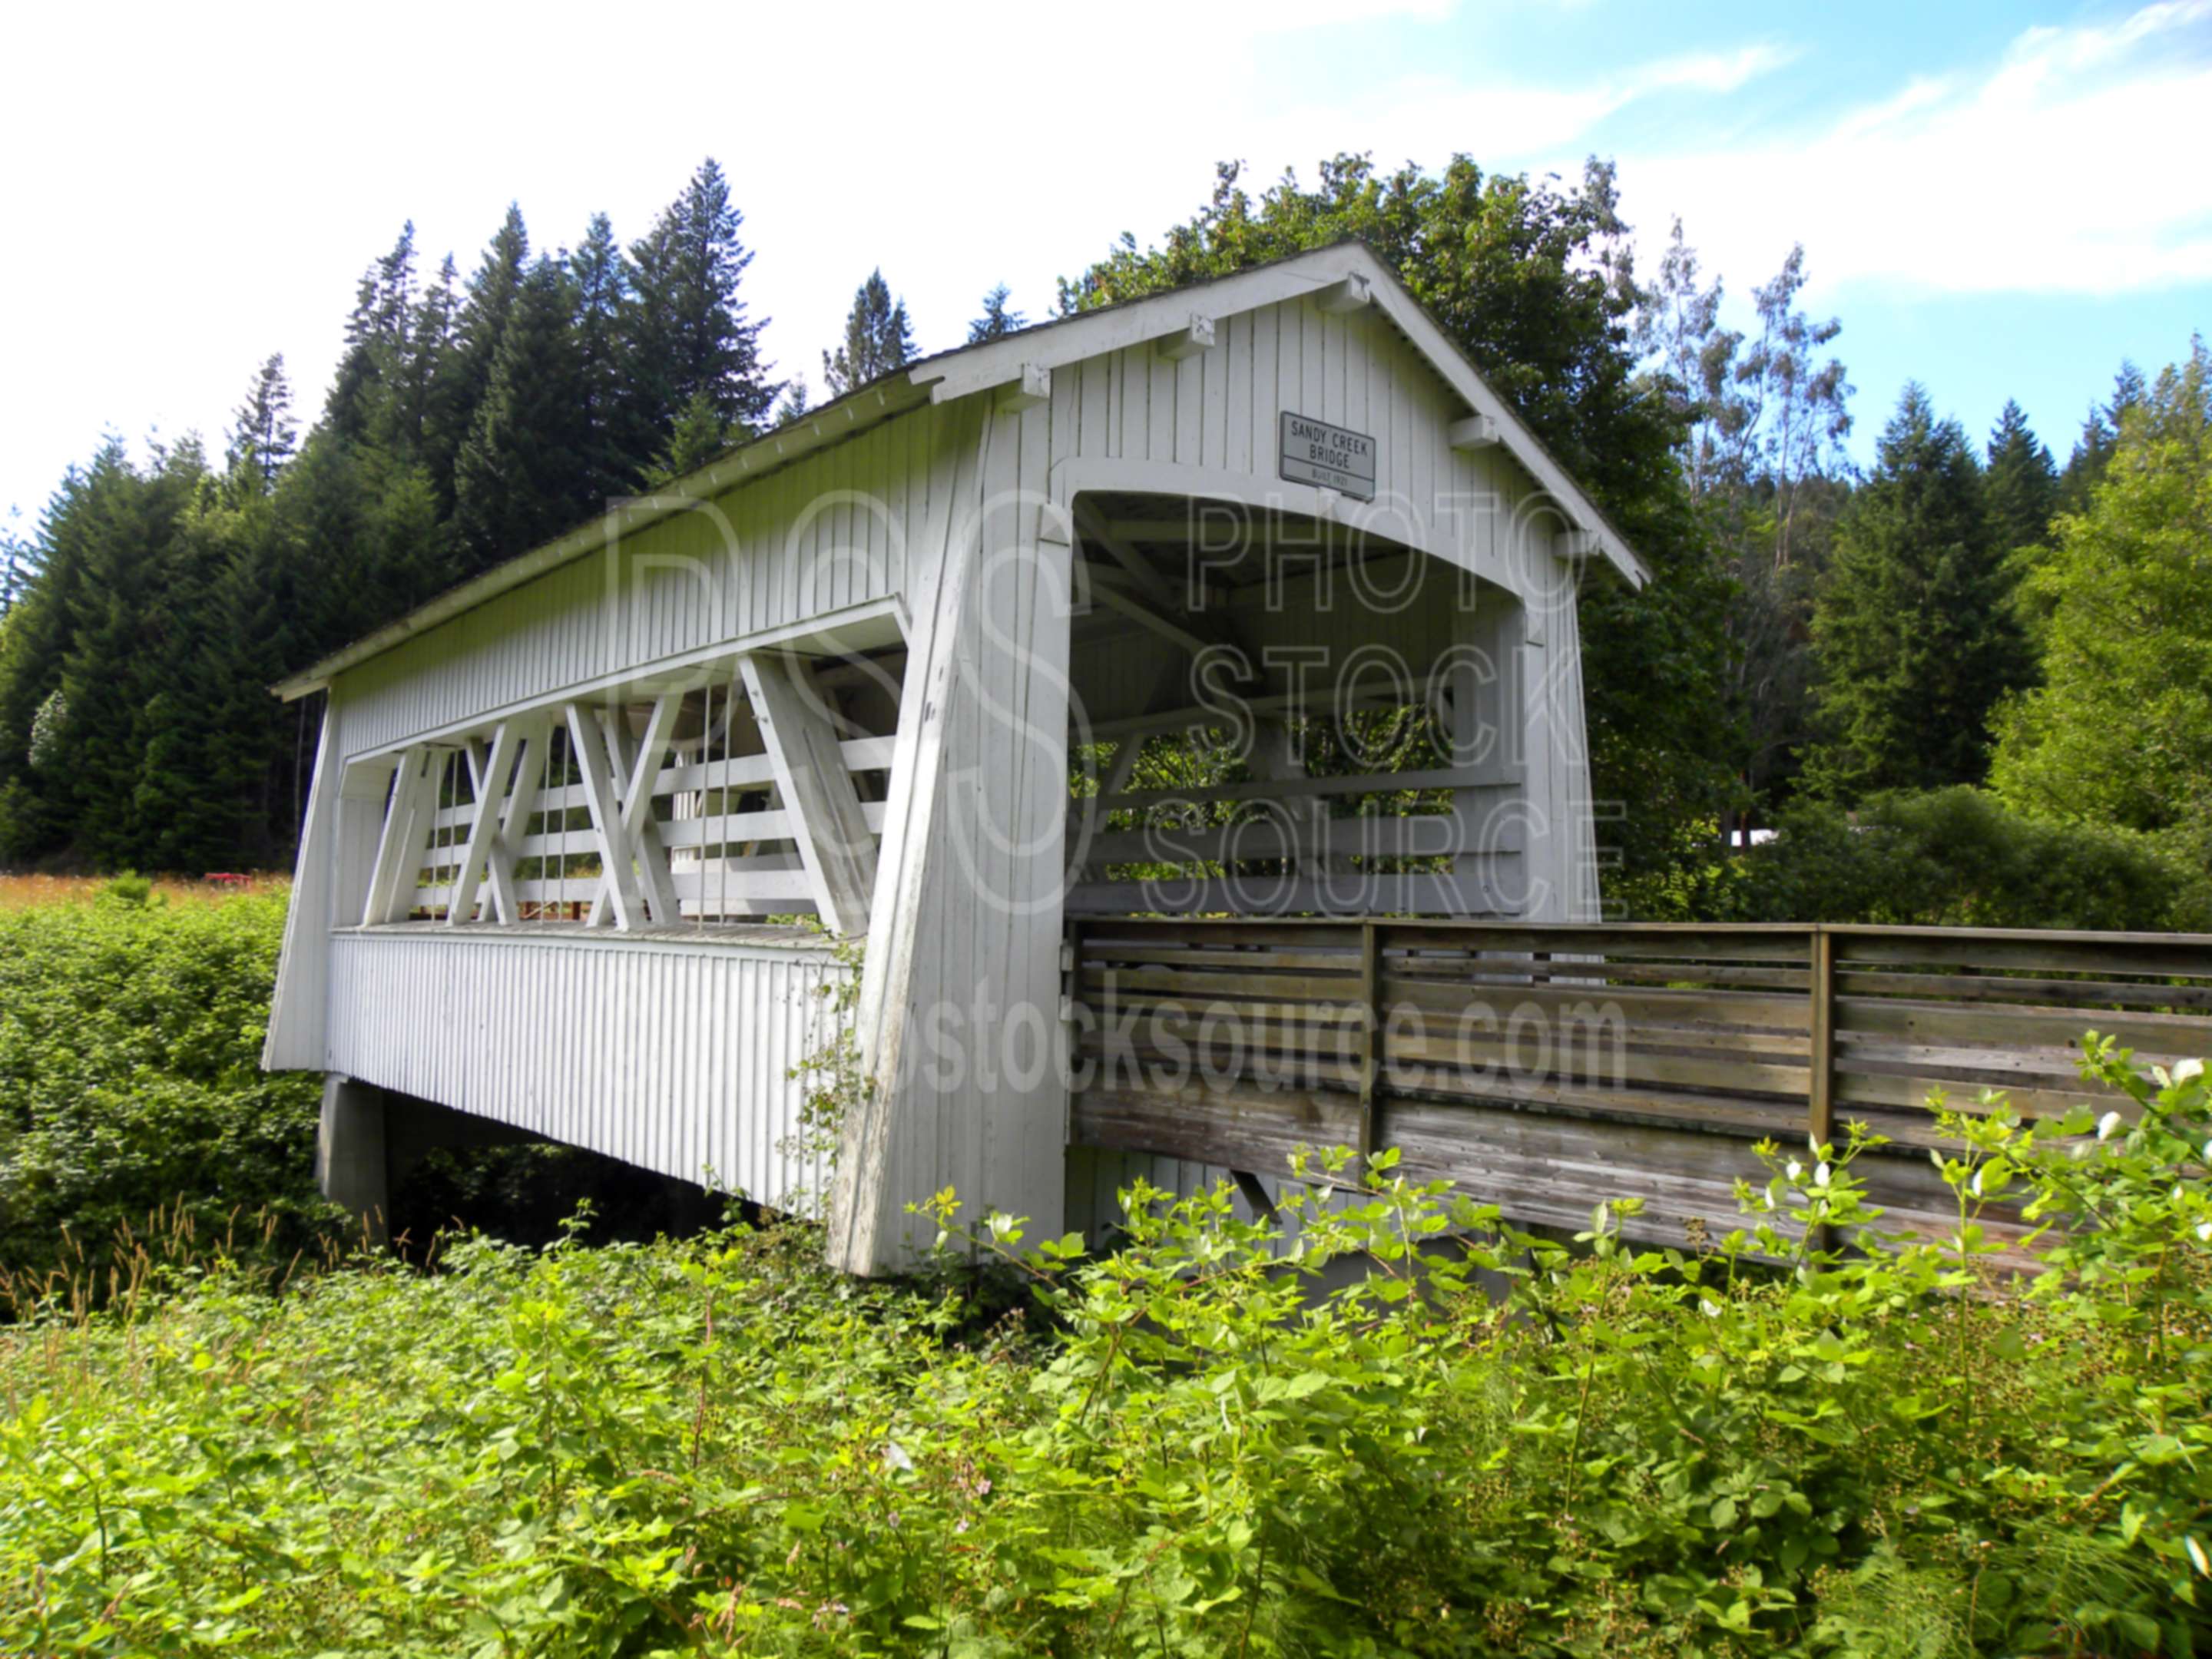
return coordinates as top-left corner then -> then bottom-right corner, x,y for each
263,241 -> 1647,1274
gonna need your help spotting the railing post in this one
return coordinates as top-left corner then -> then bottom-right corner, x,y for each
1357,920 -> 1382,1164
1807,923 -> 1836,1153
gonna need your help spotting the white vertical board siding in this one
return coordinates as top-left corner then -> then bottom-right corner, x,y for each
327,932 -> 849,1209
832,392 -> 1076,1272
334,404 -> 935,759
1055,297 -> 1547,603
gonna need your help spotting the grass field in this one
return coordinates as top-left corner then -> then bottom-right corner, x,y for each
0,870 -> 289,911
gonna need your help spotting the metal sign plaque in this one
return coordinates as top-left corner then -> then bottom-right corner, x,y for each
1278,412 -> 1377,502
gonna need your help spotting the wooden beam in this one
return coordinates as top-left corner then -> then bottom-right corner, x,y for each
1072,497 -> 1188,615
618,694 -> 685,926
741,653 -> 879,936
1084,578 -> 1218,658
485,718 -> 549,922
1553,529 -> 1599,561
1156,314 -> 1216,361
1447,415 -> 1500,452
449,724 -> 521,926
1316,274 -> 1373,314
564,704 -> 642,929
997,363 -> 1051,412
360,747 -> 440,925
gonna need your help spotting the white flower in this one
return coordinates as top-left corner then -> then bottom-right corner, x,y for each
1700,1299 -> 1721,1318
1970,1168 -> 1984,1197
1786,1160 -> 1803,1183
882,1441 -> 914,1472
2097,1111 -> 2124,1141
1814,1162 -> 1832,1189
2195,1222 -> 2211,1243
2189,1535 -> 2210,1576
2175,1058 -> 2204,1083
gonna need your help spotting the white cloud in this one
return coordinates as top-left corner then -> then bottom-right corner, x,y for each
1611,1 -> 2212,298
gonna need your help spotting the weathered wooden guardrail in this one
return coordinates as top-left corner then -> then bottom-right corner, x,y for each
1065,920 -> 2212,1255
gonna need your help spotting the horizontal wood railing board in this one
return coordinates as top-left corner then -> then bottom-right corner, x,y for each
1066,875 -> 1517,918
1833,995 -> 2207,1056
1833,969 -> 2212,1012
1063,918 -> 2212,1262
1381,973 -> 1814,1034
1831,932 -> 2212,980
1390,1028 -> 1815,1101
1081,965 -> 1365,1004
1080,989 -> 1367,1031
1081,945 -> 1366,973
1377,925 -> 1818,962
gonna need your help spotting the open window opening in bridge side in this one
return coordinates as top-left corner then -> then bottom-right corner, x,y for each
334,639 -> 907,939
1062,490 -> 1531,920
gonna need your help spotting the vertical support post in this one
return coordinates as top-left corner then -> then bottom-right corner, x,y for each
1807,925 -> 1837,1257
1807,926 -> 1836,1151
1357,920 -> 1382,1165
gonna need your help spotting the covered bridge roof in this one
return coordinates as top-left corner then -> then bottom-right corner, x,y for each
274,240 -> 1646,701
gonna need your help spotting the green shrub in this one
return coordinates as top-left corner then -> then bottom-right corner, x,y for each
0,889 -> 333,1278
4,1041 -> 2206,1656
1716,786 -> 2212,929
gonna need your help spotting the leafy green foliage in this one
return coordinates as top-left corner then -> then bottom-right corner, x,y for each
1992,341 -> 2212,837
5,1041 -> 2207,1655
0,889 -> 332,1277
1713,786 -> 2212,929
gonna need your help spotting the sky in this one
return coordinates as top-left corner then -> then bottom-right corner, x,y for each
3,0 -> 2208,530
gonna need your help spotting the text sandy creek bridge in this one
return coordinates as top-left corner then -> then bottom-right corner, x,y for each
260,243 -> 2212,1271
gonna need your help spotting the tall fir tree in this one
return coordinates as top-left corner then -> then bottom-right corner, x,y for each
1804,386 -> 2033,798
453,257 -> 591,565
623,158 -> 778,454
967,283 -> 1026,343
226,355 -> 298,495
823,270 -> 917,396
422,205 -> 530,508
569,212 -> 634,509
1985,399 -> 2058,556
323,224 -> 419,445
2059,361 -> 2149,514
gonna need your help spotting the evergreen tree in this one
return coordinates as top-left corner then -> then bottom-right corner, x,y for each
967,283 -> 1026,343
0,506 -> 35,618
1804,386 -> 2032,798
454,257 -> 591,565
570,213 -> 634,508
423,205 -> 530,506
401,253 -> 463,478
641,389 -> 733,488
323,224 -> 419,444
624,158 -> 778,453
2059,362 -> 2148,513
1985,399 -> 2058,556
1993,340 -> 2212,835
226,355 -> 298,495
772,379 -> 812,429
823,270 -> 917,396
